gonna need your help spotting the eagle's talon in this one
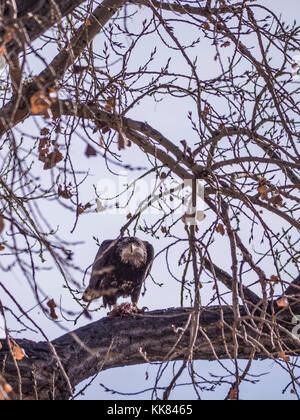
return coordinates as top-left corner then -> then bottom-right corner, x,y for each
108,302 -> 132,317
132,304 -> 148,314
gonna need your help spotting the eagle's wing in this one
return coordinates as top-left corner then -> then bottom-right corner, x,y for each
131,241 -> 154,304
82,239 -> 115,301
144,241 -> 155,278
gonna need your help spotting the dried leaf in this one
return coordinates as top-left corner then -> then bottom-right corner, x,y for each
118,133 -> 125,151
30,89 -> 57,117
0,244 -> 5,251
0,215 -> 4,233
104,97 -> 115,112
85,144 -> 97,157
203,22 -> 210,30
43,149 -> 63,170
48,88 -> 57,103
40,127 -> 49,136
3,27 -> 15,44
276,296 -> 289,308
85,18 -> 91,26
0,45 -> 6,56
270,275 -> 279,282
99,134 -> 105,149
58,185 -> 72,199
31,91 -> 52,115
221,41 -> 230,48
77,206 -> 84,216
3,383 -> 12,394
11,343 -> 26,361
216,223 -> 225,236
278,350 -> 290,362
270,194 -> 283,208
47,299 -> 58,320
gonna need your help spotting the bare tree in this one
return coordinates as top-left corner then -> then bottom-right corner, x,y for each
0,0 -> 299,400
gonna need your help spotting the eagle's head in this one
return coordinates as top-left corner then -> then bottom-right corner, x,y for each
117,237 -> 147,268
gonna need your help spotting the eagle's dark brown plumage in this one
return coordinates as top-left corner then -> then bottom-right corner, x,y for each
82,237 -> 154,309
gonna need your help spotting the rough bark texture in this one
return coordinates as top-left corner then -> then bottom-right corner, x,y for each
0,303 -> 299,400
1,0 -> 86,57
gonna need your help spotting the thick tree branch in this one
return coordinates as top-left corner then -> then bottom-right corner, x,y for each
3,0 -> 87,57
0,300 -> 299,400
0,0 -> 127,135
203,256 -> 262,308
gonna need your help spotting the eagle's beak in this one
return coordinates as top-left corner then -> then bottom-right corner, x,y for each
130,243 -> 137,253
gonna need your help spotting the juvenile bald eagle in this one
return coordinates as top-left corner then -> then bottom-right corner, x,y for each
82,237 -> 154,311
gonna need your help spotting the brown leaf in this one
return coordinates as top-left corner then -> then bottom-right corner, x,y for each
38,138 -> 50,152
278,350 -> 290,363
40,127 -> 49,136
216,223 -> 225,236
85,144 -> 97,157
47,299 -> 58,320
43,149 -> 63,170
77,206 -> 84,216
203,22 -> 210,30
11,343 -> 26,361
3,383 -> 12,394
270,275 -> 279,283
257,185 -> 268,200
118,133 -> 125,151
30,89 -> 57,117
0,215 -> 4,233
99,134 -> 105,148
276,296 -> 289,308
30,91 -> 52,115
58,186 -> 72,199
221,41 -> 230,48
270,194 -> 283,208
3,27 -> 15,44
104,97 -> 115,112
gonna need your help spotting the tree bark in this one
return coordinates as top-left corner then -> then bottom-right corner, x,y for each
0,302 -> 299,400
2,0 -> 87,57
